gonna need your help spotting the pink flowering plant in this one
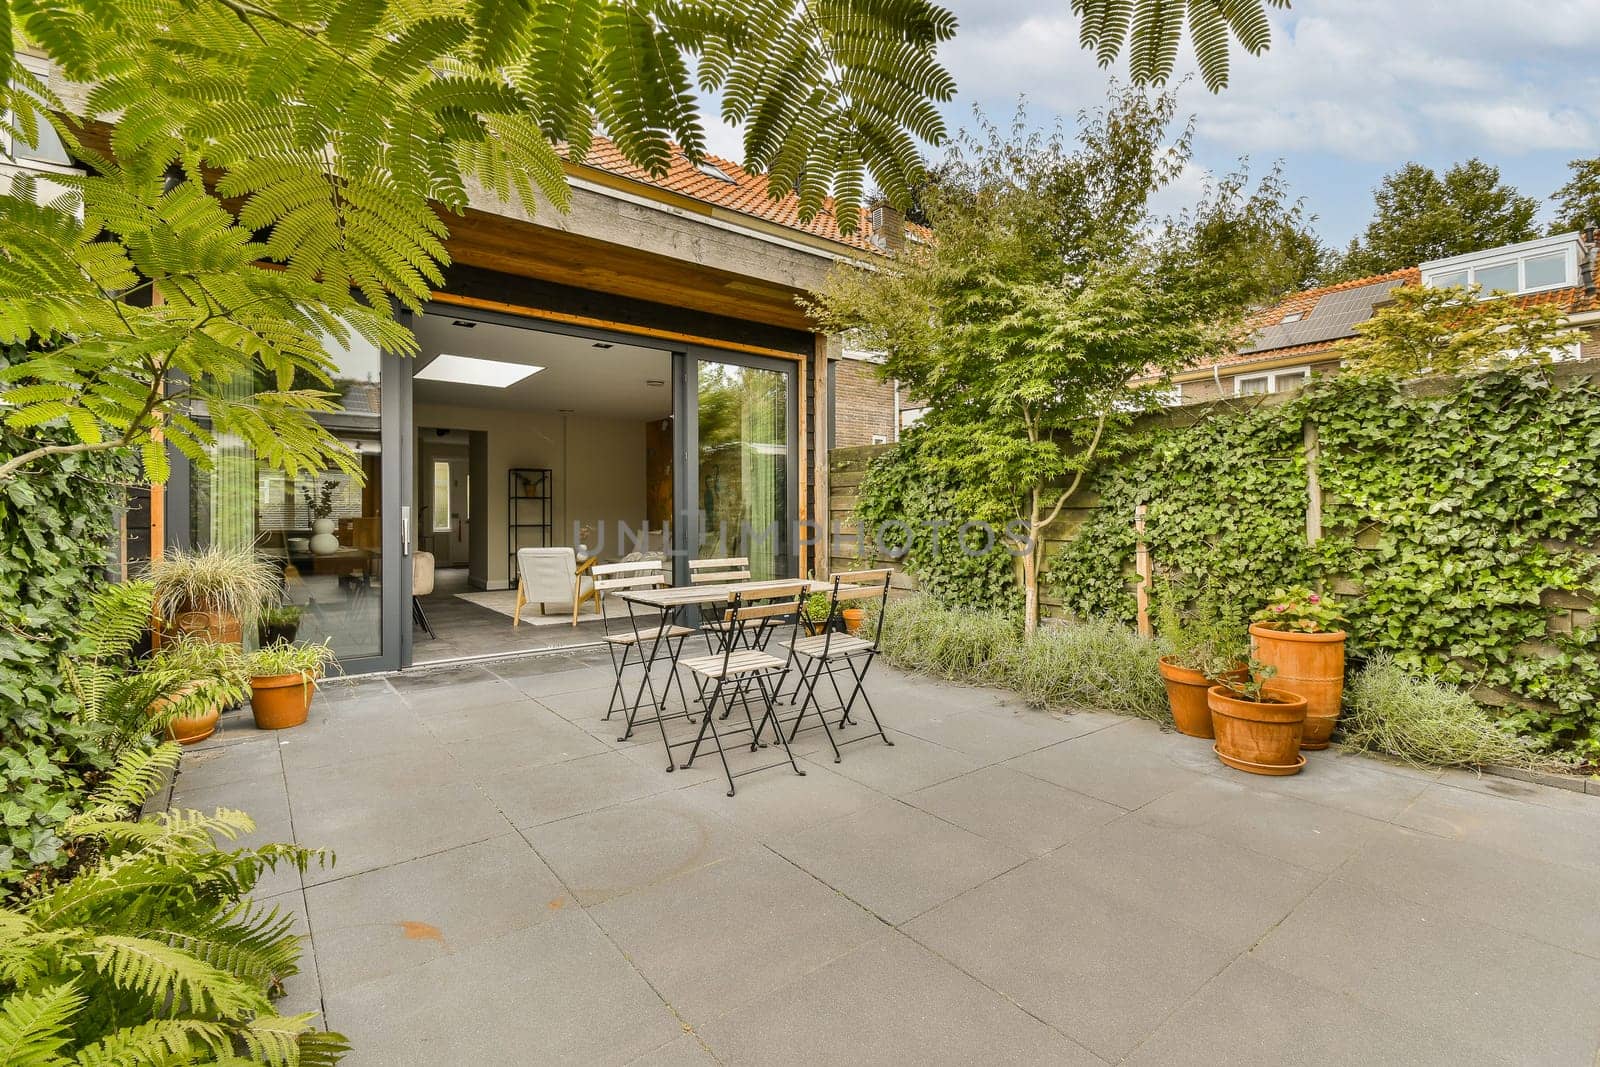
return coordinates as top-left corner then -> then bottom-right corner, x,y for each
1252,587 -> 1346,634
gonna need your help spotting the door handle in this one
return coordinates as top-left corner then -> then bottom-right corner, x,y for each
400,505 -> 411,556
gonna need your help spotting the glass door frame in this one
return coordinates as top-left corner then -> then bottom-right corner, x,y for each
673,348 -> 801,588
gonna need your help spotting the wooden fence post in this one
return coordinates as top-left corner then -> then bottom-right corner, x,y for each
1134,503 -> 1152,637
1304,418 -> 1322,546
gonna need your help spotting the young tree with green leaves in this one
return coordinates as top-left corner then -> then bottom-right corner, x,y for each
811,91 -> 1284,633
1337,284 -> 1580,379
1337,159 -> 1540,279
1549,156 -> 1600,235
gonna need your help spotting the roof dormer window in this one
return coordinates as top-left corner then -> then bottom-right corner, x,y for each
1421,233 -> 1582,299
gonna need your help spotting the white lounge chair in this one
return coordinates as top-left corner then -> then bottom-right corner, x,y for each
513,547 -> 597,627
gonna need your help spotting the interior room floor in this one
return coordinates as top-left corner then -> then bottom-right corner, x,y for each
413,567 -> 605,665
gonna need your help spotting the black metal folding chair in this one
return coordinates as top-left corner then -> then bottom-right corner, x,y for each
595,560 -> 693,756
676,584 -> 808,796
782,569 -> 894,761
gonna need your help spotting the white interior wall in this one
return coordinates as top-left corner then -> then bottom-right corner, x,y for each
413,403 -> 648,589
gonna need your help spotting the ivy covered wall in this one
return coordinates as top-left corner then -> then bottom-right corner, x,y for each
836,362 -> 1600,756
1043,364 -> 1600,756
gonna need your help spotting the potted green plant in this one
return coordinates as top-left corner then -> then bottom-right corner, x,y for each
1206,659 -> 1308,775
147,546 -> 280,647
1153,583 -> 1248,739
1250,587 -> 1348,750
257,603 -> 304,646
145,636 -> 249,744
802,590 -> 832,628
247,640 -> 337,730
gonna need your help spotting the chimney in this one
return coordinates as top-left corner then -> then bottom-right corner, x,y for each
868,200 -> 905,253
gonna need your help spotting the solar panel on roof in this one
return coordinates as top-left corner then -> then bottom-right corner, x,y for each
1239,279 -> 1404,353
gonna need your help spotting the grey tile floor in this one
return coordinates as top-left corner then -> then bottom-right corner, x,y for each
411,567 -> 606,665
174,651 -> 1600,1066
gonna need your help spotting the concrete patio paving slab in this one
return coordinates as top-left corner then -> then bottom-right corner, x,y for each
680,759 -> 885,839
282,744 -> 470,802
171,735 -> 284,792
172,769 -> 301,899
1339,823 -> 1600,959
808,729 -> 980,796
1395,780 -> 1600,872
1124,956 -> 1513,1067
303,833 -> 567,992
521,792 -> 753,906
905,764 -> 1127,855
696,931 -> 1101,1066
766,798 -> 1028,924
903,857 -> 1238,1063
419,694 -> 603,745
477,749 -> 675,828
1054,817 -> 1324,956
1435,766 -> 1600,811
438,714 -> 611,777
586,846 -> 884,1026
275,713 -> 438,775
623,1034 -> 718,1066
323,910 -> 682,1067
1253,876 -> 1600,1065
290,779 -> 513,886
1003,720 -> 1212,809
1235,746 -> 1439,820
389,666 -> 526,712
890,698 -> 1084,761
1135,773 -> 1388,873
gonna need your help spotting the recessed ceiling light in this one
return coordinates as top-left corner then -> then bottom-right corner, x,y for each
645,378 -> 666,387
592,342 -> 613,349
415,354 -> 542,388
451,320 -> 477,328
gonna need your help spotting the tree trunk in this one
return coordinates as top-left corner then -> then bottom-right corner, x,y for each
1022,489 -> 1042,635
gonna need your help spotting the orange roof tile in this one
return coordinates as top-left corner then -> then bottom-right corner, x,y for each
571,138 -> 924,256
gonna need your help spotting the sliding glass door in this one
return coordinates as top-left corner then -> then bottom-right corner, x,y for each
693,356 -> 796,580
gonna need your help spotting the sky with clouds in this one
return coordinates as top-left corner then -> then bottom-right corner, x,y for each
700,0 -> 1600,246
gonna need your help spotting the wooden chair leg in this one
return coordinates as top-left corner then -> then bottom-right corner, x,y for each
513,580 -> 525,627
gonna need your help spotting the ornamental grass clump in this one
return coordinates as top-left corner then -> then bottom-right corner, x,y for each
1007,618 -> 1170,722
1343,654 -> 1563,770
875,595 -> 1020,683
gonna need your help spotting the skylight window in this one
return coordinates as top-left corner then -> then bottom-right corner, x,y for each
1281,311 -> 1304,324
693,158 -> 737,184
415,354 -> 542,388
1421,233 -> 1582,298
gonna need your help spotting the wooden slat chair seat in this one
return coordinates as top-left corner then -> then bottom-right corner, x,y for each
678,585 -> 808,796
782,569 -> 895,762
593,559 -> 690,745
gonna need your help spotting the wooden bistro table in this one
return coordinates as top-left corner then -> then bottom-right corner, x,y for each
613,578 -> 847,772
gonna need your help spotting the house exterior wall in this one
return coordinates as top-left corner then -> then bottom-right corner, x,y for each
832,357 -> 897,446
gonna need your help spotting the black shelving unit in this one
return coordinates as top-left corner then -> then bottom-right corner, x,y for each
508,468 -> 554,578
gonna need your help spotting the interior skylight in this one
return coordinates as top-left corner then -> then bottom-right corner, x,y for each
415,354 -> 542,388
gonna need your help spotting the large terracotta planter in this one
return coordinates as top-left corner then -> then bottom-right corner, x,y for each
250,673 -> 316,730
148,684 -> 220,745
1250,623 -> 1347,750
171,608 -> 243,647
1208,685 -> 1307,776
1158,657 -> 1215,738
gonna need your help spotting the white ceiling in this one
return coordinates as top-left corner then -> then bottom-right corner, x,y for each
412,314 -> 673,418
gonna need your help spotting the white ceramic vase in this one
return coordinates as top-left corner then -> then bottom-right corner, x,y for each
309,517 -> 340,555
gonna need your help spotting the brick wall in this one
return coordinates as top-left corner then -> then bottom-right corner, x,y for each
832,357 -> 897,447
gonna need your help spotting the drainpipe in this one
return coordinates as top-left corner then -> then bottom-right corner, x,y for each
1212,363 -> 1224,396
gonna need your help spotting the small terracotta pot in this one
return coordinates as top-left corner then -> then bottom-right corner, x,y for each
1158,657 -> 1215,738
148,683 -> 220,745
1250,623 -> 1347,750
171,608 -> 243,647
841,608 -> 865,634
250,673 -> 316,730
1208,685 -> 1307,776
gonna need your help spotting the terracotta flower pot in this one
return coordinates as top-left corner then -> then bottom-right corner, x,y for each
1250,623 -> 1347,750
171,608 -> 243,647
148,683 -> 220,745
250,673 -> 316,730
1208,685 -> 1307,776
1158,656 -> 1216,738
841,608 -> 865,634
